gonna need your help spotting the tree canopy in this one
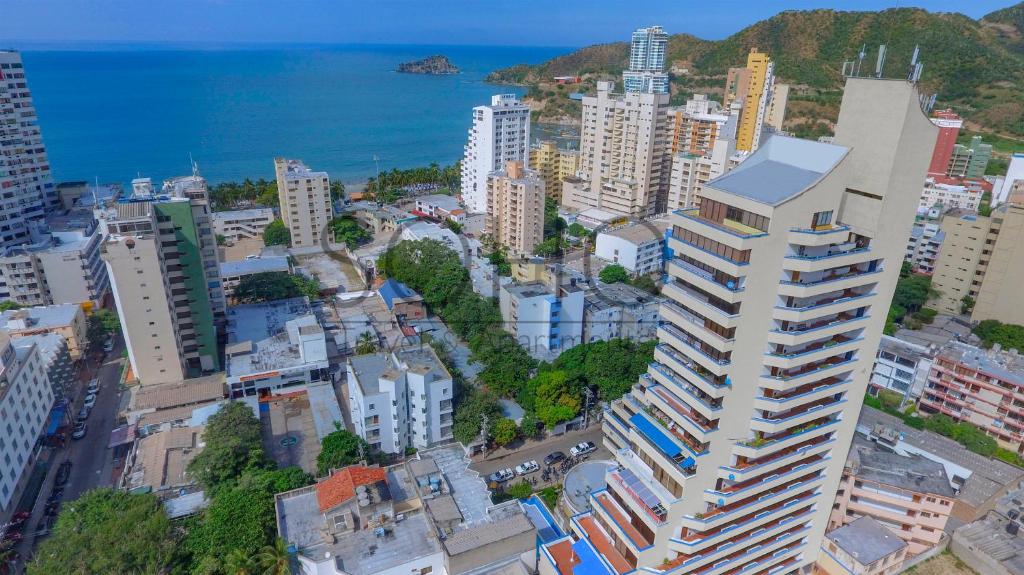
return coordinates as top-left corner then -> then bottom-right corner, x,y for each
0,301 -> 21,311
317,429 -> 375,474
210,179 -> 277,212
492,417 -> 518,446
87,309 -> 120,350
262,219 -> 291,247
232,271 -> 320,303
973,320 -> 1024,351
28,489 -> 178,575
599,264 -> 630,284
329,216 -> 371,248
186,401 -> 269,492
553,338 -> 656,401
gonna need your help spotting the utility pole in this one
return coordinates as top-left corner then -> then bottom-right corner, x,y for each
582,387 -> 594,428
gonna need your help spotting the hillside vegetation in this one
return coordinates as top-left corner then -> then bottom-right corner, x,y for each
489,5 -> 1024,140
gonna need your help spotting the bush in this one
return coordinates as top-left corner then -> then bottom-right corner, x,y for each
506,481 -> 533,499
263,219 -> 290,246
599,264 -> 630,284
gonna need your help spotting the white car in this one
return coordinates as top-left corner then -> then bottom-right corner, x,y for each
86,379 -> 100,394
488,468 -> 515,483
71,422 -> 87,440
514,461 -> 539,476
83,393 -> 97,409
570,441 -> 597,457
102,339 -> 114,352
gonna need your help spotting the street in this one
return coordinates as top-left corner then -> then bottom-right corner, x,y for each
469,425 -> 609,487
16,336 -> 126,561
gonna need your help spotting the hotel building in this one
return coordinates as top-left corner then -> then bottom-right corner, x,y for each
538,78 -> 936,575
274,158 -> 334,249
461,94 -> 531,214
624,26 -> 669,95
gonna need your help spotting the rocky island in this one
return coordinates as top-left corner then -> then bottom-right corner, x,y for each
397,55 -> 459,75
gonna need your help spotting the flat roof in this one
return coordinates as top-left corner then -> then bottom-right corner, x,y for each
226,297 -> 326,379
416,194 -> 461,211
706,135 -> 849,206
130,374 -> 226,411
940,341 -> 1024,387
211,208 -> 274,221
827,516 -> 907,565
220,256 -> 289,278
599,222 -> 666,246
504,282 -> 553,300
850,436 -> 955,497
0,304 -> 80,330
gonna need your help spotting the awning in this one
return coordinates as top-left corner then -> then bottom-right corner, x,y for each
629,413 -> 681,459
108,424 -> 137,448
45,404 -> 67,436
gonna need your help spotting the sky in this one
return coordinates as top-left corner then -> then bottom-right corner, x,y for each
4,0 -> 1017,48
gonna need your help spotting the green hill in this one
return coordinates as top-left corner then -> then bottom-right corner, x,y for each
490,5 -> 1024,140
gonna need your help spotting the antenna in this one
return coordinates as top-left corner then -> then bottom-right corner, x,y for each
855,44 -> 866,77
841,60 -> 856,78
908,45 -> 922,82
93,176 -> 100,207
875,44 -> 887,78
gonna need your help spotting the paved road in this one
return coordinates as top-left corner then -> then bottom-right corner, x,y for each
469,426 -> 609,487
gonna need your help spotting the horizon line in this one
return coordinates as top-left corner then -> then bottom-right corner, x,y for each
4,40 -> 584,52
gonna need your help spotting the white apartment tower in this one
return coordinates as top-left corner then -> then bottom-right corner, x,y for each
0,51 -> 57,248
624,26 -> 670,95
538,78 -> 937,575
461,94 -> 531,214
564,81 -> 670,217
274,158 -> 333,249
0,332 -> 53,511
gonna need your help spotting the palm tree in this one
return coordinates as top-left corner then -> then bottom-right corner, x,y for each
258,538 -> 292,575
355,331 -> 378,355
224,548 -> 257,575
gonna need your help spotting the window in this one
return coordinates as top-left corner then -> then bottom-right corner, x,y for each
332,514 -> 347,529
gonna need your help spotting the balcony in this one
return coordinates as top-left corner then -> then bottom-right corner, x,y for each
645,384 -> 718,441
669,504 -> 815,561
629,410 -> 704,468
668,235 -> 748,278
663,522 -> 811,575
705,455 -> 828,503
784,245 -> 873,272
787,224 -> 850,246
570,513 -> 634,574
592,490 -> 654,550
649,364 -> 723,416
735,418 -> 839,459
761,356 -> 856,390
773,291 -> 876,323
658,324 -> 731,377
680,475 -> 823,531
655,344 -> 730,398
663,281 -> 739,328
767,313 -> 867,346
720,435 -> 835,483
675,208 -> 768,246
753,378 -> 849,411
667,259 -> 744,304
777,267 -> 882,298
661,302 -> 735,352
608,468 -> 668,526
763,335 -> 863,370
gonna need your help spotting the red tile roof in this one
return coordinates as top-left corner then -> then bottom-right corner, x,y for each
316,465 -> 387,512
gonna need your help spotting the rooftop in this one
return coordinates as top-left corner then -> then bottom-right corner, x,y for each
849,436 -> 955,497
417,194 -> 461,212
225,298 -> 327,379
316,465 -> 389,512
276,158 -> 327,180
939,341 -> 1024,387
0,304 -> 81,331
129,373 -> 226,412
954,513 -> 1024,575
599,221 -> 668,246
129,425 -> 204,492
706,135 -> 849,206
219,256 -> 290,278
504,281 -> 555,300
211,208 -> 274,221
585,283 -> 663,311
826,516 -> 907,565
878,334 -> 934,362
377,279 -> 422,311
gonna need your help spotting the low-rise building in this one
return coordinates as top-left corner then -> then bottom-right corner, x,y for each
414,194 -> 465,224
499,281 -> 585,357
920,341 -> 1024,452
918,176 -> 988,213
123,423 -> 205,495
0,303 -> 88,359
817,516 -> 909,575
333,291 -> 414,357
124,373 -> 226,429
582,283 -> 662,343
594,221 -> 668,276
224,297 -> 330,397
0,332 -> 54,512
219,256 -> 290,298
347,346 -> 453,454
349,201 -> 418,235
401,221 -> 465,260
211,208 -> 275,241
377,278 -> 425,320
829,437 -> 955,556
869,335 -> 934,403
13,333 -> 73,400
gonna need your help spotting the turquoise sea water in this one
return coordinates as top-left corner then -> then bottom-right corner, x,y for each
22,45 -> 568,186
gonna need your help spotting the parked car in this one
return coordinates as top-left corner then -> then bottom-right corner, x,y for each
487,468 -> 515,483
102,338 -> 114,352
570,441 -> 596,457
83,393 -> 97,409
86,379 -> 100,394
55,461 -> 72,487
514,460 -> 539,476
72,422 -> 87,440
543,451 -> 566,465
77,406 -> 90,421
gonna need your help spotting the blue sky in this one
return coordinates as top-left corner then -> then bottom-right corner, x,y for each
4,0 -> 1016,48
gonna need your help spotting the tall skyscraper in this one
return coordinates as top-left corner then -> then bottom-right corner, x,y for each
538,77 -> 936,575
485,160 -> 545,256
274,158 -> 334,249
728,50 -> 776,153
562,81 -> 670,217
0,51 -> 57,247
99,176 -> 223,385
624,26 -> 669,94
461,94 -> 531,214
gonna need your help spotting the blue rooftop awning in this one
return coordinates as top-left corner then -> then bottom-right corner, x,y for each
572,539 -> 615,575
629,413 -> 681,459
45,404 -> 66,436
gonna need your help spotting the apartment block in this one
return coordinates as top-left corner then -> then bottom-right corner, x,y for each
499,281 -> 585,356
583,282 -> 663,343
594,221 -> 668,276
817,516 -> 909,575
539,78 -> 936,575
461,94 -> 531,214
13,333 -> 73,400
869,335 -> 934,402
665,140 -> 739,211
565,81 -> 670,217
931,202 -> 1024,324
211,208 -> 275,241
904,218 -> 943,275
727,49 -> 775,152
0,51 -> 56,248
0,208 -> 109,308
918,176 -> 987,213
99,190 -> 223,385
927,109 -> 963,176
0,303 -> 88,359
0,332 -> 53,511
530,140 -> 580,200
667,94 -> 736,157
485,161 -> 545,256
765,83 -> 789,132
920,341 -> 1024,452
829,438 -> 954,556
346,346 -> 454,454
623,26 -> 669,95
948,136 -> 992,179
274,158 -> 334,248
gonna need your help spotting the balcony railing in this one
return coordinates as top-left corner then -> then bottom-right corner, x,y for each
676,208 -> 769,239
785,245 -> 869,261
650,365 -> 722,414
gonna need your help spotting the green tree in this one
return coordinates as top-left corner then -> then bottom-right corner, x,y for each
526,370 -> 581,429
533,236 -> 563,257
216,234 -> 228,246
553,339 -> 656,401
263,219 -> 291,247
0,301 -> 21,312
961,295 -> 976,314
330,181 -> 346,202
492,418 -> 518,446
233,272 -> 320,303
355,331 -> 378,355
506,480 -> 533,499
187,402 -> 269,492
28,489 -> 178,575
258,538 -> 292,575
224,548 -> 258,575
445,219 -> 463,234
317,429 -> 374,474
453,389 -> 503,444
599,264 -> 630,284
519,412 -> 541,439
631,275 -> 659,294
329,216 -> 371,248
973,320 -> 1024,350
567,222 -> 588,238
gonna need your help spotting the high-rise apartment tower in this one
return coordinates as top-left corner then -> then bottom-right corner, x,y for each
461,94 -> 531,214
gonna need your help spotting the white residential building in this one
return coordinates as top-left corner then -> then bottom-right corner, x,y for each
997,152 -> 1024,206
595,221 -> 669,276
347,346 -> 454,454
623,25 -> 669,95
0,51 -> 56,248
583,283 -> 663,343
211,208 -> 275,241
274,158 -> 333,249
414,194 -> 465,224
918,177 -> 984,213
0,303 -> 88,359
13,333 -> 73,401
0,332 -> 53,511
905,219 -> 944,275
499,281 -> 585,356
869,335 -> 934,403
460,94 -> 531,214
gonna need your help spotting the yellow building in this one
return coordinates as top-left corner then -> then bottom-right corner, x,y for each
730,50 -> 775,152
530,140 -> 580,200
485,161 -> 546,256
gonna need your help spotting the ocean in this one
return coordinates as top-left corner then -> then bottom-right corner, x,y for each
21,44 -> 570,186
